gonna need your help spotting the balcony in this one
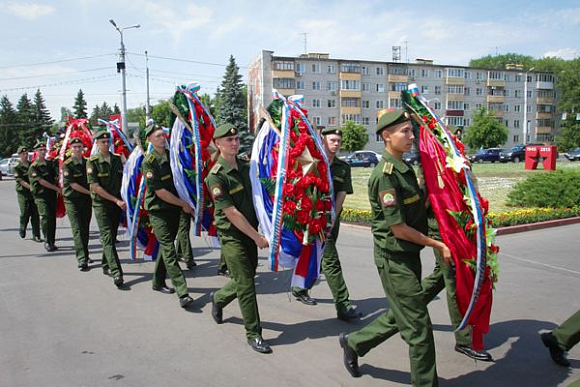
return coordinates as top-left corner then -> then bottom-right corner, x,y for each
487,95 -> 505,103
536,112 -> 552,120
272,70 -> 295,79
387,74 -> 408,83
490,110 -> 504,118
536,126 -> 553,134
340,90 -> 362,98
536,97 -> 554,105
487,79 -> 505,87
446,110 -> 464,117
445,94 -> 464,101
445,77 -> 465,86
388,91 -> 401,99
340,106 -> 362,115
276,88 -> 295,96
339,72 -> 361,81
536,81 -> 554,90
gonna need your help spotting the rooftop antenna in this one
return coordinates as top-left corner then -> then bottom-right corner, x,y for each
300,32 -> 308,54
392,46 -> 401,62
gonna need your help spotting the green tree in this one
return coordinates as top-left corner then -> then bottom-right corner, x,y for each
32,89 -> 54,139
0,95 -> 19,156
16,93 -> 36,147
216,55 -> 247,130
113,103 -> 121,115
60,107 -> 73,122
341,120 -> 368,152
89,104 -> 101,126
556,58 -> 580,114
199,93 -> 216,117
126,106 -> 146,127
150,100 -> 172,128
73,89 -> 88,118
556,114 -> 580,151
469,53 -> 535,69
463,107 -> 509,149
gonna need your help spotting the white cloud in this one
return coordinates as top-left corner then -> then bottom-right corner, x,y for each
542,47 -> 579,59
145,2 -> 213,43
210,16 -> 245,40
0,2 -> 54,20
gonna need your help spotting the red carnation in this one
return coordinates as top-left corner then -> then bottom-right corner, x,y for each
283,201 -> 297,214
300,196 -> 313,211
283,183 -> 295,197
309,219 -> 322,234
315,200 -> 325,212
296,210 -> 310,225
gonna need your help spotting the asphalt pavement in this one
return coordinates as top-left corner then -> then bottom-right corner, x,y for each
0,178 -> 579,387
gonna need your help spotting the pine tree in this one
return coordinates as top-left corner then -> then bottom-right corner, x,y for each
60,107 -> 73,122
16,93 -> 36,147
216,55 -> 247,131
113,103 -> 121,115
101,101 -> 113,119
32,89 -> 54,138
73,89 -> 88,118
89,104 -> 101,126
0,95 -> 19,155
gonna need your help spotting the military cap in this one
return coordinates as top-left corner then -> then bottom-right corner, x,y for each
17,145 -> 28,154
69,137 -> 83,145
376,109 -> 410,134
145,124 -> 162,138
214,123 -> 237,139
33,139 -> 46,149
94,130 -> 111,140
321,127 -> 342,136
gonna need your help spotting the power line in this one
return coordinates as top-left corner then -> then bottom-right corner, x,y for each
0,53 -> 116,70
0,67 -> 113,81
127,52 -> 249,69
0,74 -> 117,92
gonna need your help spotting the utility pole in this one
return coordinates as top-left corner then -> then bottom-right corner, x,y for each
109,19 -> 140,137
523,67 -> 535,143
145,50 -> 151,121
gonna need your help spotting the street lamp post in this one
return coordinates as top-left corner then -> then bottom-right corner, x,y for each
109,19 -> 140,137
523,67 -> 535,144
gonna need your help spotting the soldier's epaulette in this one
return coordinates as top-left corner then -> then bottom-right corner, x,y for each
145,153 -> 155,164
89,155 -> 98,162
382,162 -> 394,175
210,163 -> 222,174
64,158 -> 73,165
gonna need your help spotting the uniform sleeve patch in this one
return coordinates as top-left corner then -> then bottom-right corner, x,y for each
63,171 -> 69,177
87,167 -> 93,175
211,185 -> 223,199
31,172 -> 37,177
379,189 -> 396,207
145,171 -> 154,180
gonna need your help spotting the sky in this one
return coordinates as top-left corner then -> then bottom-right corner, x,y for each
1,0 -> 579,122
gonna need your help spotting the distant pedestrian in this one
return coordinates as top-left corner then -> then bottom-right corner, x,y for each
13,145 -> 41,242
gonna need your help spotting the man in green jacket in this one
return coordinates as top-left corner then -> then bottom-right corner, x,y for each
13,145 -> 41,242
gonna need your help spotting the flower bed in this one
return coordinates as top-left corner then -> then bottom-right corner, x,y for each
341,206 -> 580,228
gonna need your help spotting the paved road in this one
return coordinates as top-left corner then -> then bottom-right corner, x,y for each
0,178 -> 579,387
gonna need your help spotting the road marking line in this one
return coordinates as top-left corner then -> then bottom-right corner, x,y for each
502,252 -> 580,275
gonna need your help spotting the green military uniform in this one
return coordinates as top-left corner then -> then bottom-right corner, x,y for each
29,142 -> 59,249
552,309 -> 580,352
13,146 -> 41,240
207,125 -> 262,341
347,110 -> 438,386
62,138 -> 92,269
87,132 -> 124,283
293,127 -> 356,316
176,211 -> 196,269
142,146 -> 190,299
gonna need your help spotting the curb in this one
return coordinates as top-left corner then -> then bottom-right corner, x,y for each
343,216 -> 580,235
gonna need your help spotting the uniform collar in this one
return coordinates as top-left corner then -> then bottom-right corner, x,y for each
217,155 -> 238,173
97,151 -> 112,163
151,148 -> 168,164
382,150 -> 409,173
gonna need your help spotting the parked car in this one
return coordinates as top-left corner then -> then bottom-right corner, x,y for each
403,151 -> 421,165
564,147 -> 580,161
0,158 -> 9,176
343,151 -> 380,167
499,145 -> 526,163
469,148 -> 504,163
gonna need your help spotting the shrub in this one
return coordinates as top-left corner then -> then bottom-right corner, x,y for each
506,170 -> 580,208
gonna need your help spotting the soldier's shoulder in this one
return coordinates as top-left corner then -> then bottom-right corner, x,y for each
210,163 -> 222,174
145,153 -> 156,164
64,158 -> 73,165
89,155 -> 98,162
382,161 -> 394,175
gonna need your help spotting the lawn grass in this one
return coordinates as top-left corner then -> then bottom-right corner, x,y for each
344,160 -> 580,213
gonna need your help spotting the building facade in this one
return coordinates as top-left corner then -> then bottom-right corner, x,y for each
248,50 -> 558,153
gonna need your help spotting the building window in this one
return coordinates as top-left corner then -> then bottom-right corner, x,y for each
391,82 -> 406,92
312,98 -> 321,108
465,71 -> 472,80
488,71 -> 504,80
390,98 -> 402,108
376,100 -> 384,109
515,89 -> 521,98
408,69 -> 416,77
421,69 -> 429,77
312,81 -> 321,90
505,120 -> 509,127
464,87 -> 470,96
447,100 -> 464,110
362,100 -> 370,109
464,103 -> 470,110
327,64 -> 336,74
341,114 -> 361,124
476,71 -> 483,80
514,104 -> 521,112
362,117 -> 370,126
447,68 -> 464,78
340,63 -> 361,73
475,103 -> 482,110
362,82 -> 371,92
515,74 -> 522,82
513,134 -> 520,142
447,85 -> 464,94
464,118 -> 470,126
421,86 -> 429,94
327,81 -> 338,91
273,61 -> 294,71
341,98 -> 360,108
514,120 -> 520,128
527,90 -> 533,98
389,67 -> 406,75
504,73 -> 510,81
296,81 -> 305,90
503,104 -> 509,112
341,80 -> 360,90
376,133 -> 382,142
447,117 -> 464,126
434,86 -> 442,95
313,116 -> 321,126
476,88 -> 483,96
434,69 -> 443,78
311,63 -> 321,73
327,99 -> 336,108
361,66 -> 370,75
296,63 -> 306,74
273,78 -> 295,89
434,101 -> 441,110
504,89 -> 511,97
328,117 -> 337,126
376,67 -> 385,76
376,83 -> 385,92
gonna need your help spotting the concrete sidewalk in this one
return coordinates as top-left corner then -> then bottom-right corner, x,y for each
0,179 -> 579,387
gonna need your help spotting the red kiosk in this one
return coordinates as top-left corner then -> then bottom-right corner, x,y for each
525,145 -> 557,170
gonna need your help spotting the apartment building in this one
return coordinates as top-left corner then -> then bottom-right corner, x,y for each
248,50 -> 558,153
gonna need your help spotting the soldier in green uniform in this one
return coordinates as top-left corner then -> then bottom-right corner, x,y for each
291,127 -> 362,321
338,110 -> 453,386
13,146 -> 41,242
541,309 -> 580,367
142,124 -> 194,308
29,140 -> 60,252
87,130 -> 126,288
207,123 -> 271,354
62,137 -> 92,271
176,211 -> 196,270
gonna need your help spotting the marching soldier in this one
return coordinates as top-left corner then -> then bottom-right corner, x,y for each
87,130 -> 125,288
207,123 -> 271,354
62,137 -> 92,271
292,127 -> 362,321
13,145 -> 41,242
339,109 -> 453,386
142,124 -> 194,308
176,211 -> 196,270
542,309 -> 580,367
29,140 -> 60,251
